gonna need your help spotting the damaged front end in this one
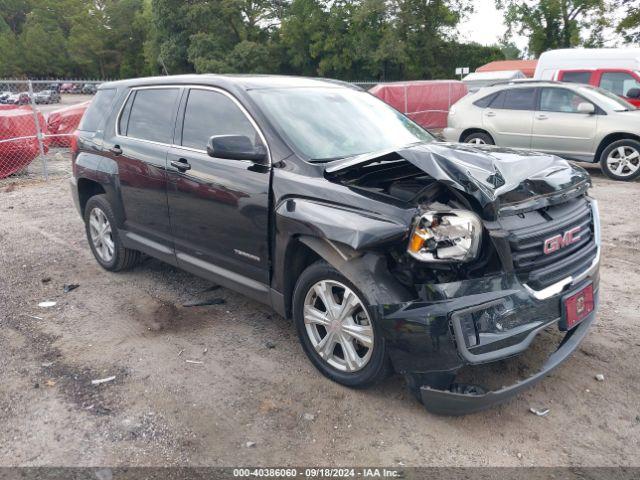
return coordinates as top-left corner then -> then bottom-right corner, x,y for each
319,142 -> 600,415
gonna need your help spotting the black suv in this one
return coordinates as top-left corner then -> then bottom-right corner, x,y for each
71,75 -> 601,414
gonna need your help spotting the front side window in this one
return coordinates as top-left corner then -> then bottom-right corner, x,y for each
561,71 -> 592,84
122,88 -> 180,144
181,89 -> 260,151
600,72 -> 640,98
249,87 -> 433,161
540,88 -> 591,113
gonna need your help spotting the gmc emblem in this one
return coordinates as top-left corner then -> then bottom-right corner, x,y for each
543,226 -> 582,255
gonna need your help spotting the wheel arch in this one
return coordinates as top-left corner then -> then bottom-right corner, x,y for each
595,132 -> 640,163
459,128 -> 494,143
77,177 -> 106,216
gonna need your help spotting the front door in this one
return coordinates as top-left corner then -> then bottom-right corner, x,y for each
166,87 -> 271,297
531,87 -> 598,159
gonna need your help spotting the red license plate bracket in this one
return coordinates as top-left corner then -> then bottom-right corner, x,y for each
559,283 -> 594,331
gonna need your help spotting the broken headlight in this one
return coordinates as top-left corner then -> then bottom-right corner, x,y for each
407,210 -> 482,262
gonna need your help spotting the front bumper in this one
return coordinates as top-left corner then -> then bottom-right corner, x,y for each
420,294 -> 597,415
377,201 -> 601,415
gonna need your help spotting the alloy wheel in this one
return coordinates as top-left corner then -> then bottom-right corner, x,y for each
468,137 -> 486,145
607,146 -> 640,177
303,280 -> 374,372
88,207 -> 115,263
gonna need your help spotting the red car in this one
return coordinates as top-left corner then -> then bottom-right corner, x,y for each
557,69 -> 640,107
0,108 -> 49,179
46,100 -> 91,147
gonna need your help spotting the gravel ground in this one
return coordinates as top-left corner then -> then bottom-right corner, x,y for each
0,162 -> 639,467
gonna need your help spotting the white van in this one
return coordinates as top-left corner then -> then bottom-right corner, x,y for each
534,48 -> 640,80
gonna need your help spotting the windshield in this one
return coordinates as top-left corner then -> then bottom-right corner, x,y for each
582,85 -> 636,111
249,87 -> 434,162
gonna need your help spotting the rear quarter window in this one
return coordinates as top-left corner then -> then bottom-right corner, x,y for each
473,92 -> 497,108
78,88 -> 117,132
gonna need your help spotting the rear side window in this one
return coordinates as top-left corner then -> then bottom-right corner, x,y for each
181,89 -> 259,151
561,71 -> 592,84
499,88 -> 536,110
78,88 -> 116,132
120,88 -> 180,144
473,92 -> 497,108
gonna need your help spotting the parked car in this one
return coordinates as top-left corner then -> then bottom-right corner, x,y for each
48,83 -> 61,93
81,83 -> 98,94
444,80 -> 640,181
555,69 -> 640,107
5,92 -> 30,105
60,83 -> 75,93
462,70 -> 526,93
71,75 -> 600,414
535,48 -> 640,105
35,89 -> 61,104
370,80 -> 468,134
0,91 -> 13,103
70,83 -> 84,94
47,100 -> 91,147
0,108 -> 49,178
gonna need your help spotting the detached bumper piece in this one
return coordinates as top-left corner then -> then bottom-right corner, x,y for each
420,309 -> 596,416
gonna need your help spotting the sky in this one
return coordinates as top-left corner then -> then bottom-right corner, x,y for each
457,0 -> 528,51
457,0 -> 629,57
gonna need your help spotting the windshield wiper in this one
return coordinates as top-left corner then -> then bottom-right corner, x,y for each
309,155 -> 353,163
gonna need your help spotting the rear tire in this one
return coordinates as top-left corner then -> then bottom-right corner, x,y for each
292,261 -> 391,388
462,131 -> 494,145
599,139 -> 640,181
84,195 -> 140,271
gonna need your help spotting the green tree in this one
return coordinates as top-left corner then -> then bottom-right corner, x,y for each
393,0 -> 474,79
617,0 -> 640,43
497,0 -> 609,57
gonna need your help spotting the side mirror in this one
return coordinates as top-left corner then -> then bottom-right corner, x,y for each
577,102 -> 595,114
206,135 -> 267,163
626,88 -> 640,99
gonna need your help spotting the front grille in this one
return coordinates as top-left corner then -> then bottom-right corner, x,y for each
506,198 -> 597,290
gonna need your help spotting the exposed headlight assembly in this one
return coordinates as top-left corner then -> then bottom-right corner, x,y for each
407,210 -> 482,262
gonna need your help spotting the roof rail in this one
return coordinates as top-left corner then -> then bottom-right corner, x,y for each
487,79 -> 562,87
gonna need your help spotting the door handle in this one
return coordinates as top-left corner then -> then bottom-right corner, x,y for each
485,111 -> 496,117
536,114 -> 548,120
170,158 -> 191,172
109,145 -> 122,155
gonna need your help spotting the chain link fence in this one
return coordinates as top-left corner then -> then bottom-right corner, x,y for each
0,79 -> 99,183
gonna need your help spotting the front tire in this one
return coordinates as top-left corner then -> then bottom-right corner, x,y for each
462,131 -> 494,145
599,139 -> 640,181
292,261 -> 391,388
84,195 -> 140,271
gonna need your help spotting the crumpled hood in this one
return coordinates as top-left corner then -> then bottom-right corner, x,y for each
327,142 -> 591,218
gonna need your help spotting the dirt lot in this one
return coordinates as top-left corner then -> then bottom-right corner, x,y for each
0,162 -> 639,467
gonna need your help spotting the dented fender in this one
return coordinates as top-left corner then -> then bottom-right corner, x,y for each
275,198 -> 410,250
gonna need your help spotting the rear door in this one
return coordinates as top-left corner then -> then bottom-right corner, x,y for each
531,87 -> 597,159
166,87 -> 271,296
482,87 -> 537,148
104,87 -> 181,261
